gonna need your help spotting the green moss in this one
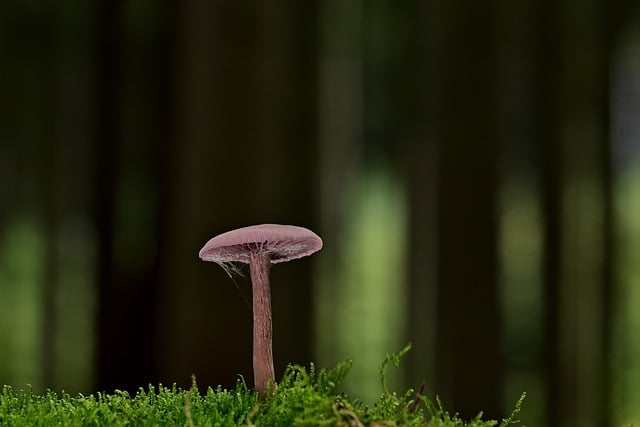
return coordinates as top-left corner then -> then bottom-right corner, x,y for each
0,346 -> 523,426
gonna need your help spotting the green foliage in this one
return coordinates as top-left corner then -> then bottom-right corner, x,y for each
0,347 -> 524,426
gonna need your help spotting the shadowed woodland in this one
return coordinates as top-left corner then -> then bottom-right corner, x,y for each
1,1 -> 640,426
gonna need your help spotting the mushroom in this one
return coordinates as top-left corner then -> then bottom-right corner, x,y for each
198,224 -> 323,395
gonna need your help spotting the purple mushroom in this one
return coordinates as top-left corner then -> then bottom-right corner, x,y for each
198,224 -> 323,395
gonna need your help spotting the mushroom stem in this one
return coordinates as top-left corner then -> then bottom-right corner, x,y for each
249,251 -> 275,395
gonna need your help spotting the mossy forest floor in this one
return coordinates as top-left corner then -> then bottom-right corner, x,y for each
0,346 -> 525,426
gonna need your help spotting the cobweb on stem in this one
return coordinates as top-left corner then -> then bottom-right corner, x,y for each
216,260 -> 246,278
216,260 -> 251,309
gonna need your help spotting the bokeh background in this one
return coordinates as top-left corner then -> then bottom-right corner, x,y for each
1,1 -> 640,426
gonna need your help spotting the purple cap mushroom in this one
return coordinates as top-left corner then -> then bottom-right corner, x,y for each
198,224 -> 323,395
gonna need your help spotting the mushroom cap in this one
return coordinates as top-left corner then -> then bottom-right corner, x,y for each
199,224 -> 323,264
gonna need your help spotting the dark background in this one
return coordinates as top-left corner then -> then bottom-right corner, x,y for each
1,1 -> 639,426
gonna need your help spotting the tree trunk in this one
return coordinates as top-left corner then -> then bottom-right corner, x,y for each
432,1 -> 503,419
538,0 -> 614,425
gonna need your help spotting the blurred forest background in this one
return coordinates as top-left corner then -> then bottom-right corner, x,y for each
1,1 -> 640,426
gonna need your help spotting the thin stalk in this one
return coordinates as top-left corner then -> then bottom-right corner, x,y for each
249,251 -> 274,395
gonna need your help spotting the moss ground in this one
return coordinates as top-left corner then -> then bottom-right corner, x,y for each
0,346 -> 524,426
